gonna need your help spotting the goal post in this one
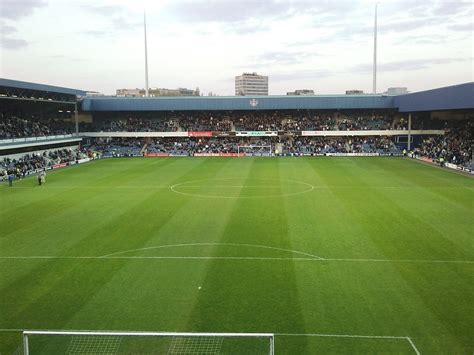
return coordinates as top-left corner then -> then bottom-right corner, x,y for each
22,330 -> 275,355
237,145 -> 273,157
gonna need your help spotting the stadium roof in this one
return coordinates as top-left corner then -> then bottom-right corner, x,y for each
0,78 -> 87,96
394,82 -> 474,112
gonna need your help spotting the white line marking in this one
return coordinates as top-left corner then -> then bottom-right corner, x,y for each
99,242 -> 324,259
177,185 -> 309,188
6,185 -> 171,189
0,328 -> 420,353
321,258 -> 474,264
0,328 -> 413,341
170,178 -> 315,198
277,333 -> 420,354
406,337 -> 421,355
0,256 -> 316,260
5,185 -> 472,190
277,333 -> 407,339
0,256 -> 472,264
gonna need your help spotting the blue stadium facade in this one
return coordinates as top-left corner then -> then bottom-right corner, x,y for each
81,94 -> 395,112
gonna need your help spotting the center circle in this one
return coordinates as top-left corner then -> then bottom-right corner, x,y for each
170,178 -> 314,198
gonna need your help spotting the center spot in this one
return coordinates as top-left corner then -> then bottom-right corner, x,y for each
170,178 -> 314,198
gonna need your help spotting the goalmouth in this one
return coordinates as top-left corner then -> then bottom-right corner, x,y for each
21,330 -> 275,355
237,145 -> 273,157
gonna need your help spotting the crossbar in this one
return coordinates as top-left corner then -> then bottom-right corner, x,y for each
23,330 -> 274,337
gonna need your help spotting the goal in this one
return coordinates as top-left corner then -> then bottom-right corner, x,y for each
237,145 -> 273,157
21,330 -> 275,354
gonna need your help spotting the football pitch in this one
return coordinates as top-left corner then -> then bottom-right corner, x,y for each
1,157 -> 473,354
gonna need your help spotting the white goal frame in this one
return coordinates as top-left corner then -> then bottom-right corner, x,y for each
237,145 -> 273,156
22,330 -> 275,355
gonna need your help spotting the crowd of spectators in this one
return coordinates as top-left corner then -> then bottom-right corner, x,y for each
1,148 -> 86,179
0,115 -> 74,139
91,117 -> 178,132
4,111 -> 468,139
288,136 -> 399,155
85,138 -> 144,157
415,121 -> 473,168
83,136 -> 401,156
177,112 -> 233,132
80,112 -> 412,133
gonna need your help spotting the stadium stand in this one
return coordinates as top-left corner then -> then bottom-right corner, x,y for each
0,114 -> 74,138
1,148 -> 87,180
414,121 -> 473,169
1,79 -> 472,174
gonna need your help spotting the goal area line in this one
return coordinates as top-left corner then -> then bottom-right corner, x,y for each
277,333 -> 420,355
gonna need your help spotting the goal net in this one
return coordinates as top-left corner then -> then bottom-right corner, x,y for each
21,330 -> 274,354
237,145 -> 273,157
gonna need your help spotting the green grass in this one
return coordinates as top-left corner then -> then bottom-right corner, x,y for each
1,157 -> 473,354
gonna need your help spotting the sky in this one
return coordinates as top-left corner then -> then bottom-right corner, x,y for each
0,0 -> 473,95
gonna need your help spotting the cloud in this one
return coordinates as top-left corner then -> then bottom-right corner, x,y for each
163,1 -> 362,37
448,23 -> 474,32
83,30 -> 109,38
351,57 -> 469,73
431,1 -> 473,16
0,37 -> 28,49
380,17 -> 439,33
1,22 -> 16,34
0,0 -> 47,20
79,4 -> 139,36
111,16 -> 140,31
0,20 -> 28,49
80,4 -> 124,16
223,19 -> 270,34
0,0 -> 46,49
336,16 -> 442,41
270,69 -> 333,82
255,50 -> 322,65
166,0 -> 360,28
165,0 -> 290,23
397,35 -> 446,45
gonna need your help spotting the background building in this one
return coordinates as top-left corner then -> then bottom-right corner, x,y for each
385,87 -> 409,95
116,87 -> 200,97
287,89 -> 315,96
346,90 -> 364,95
85,91 -> 104,97
235,72 -> 268,96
